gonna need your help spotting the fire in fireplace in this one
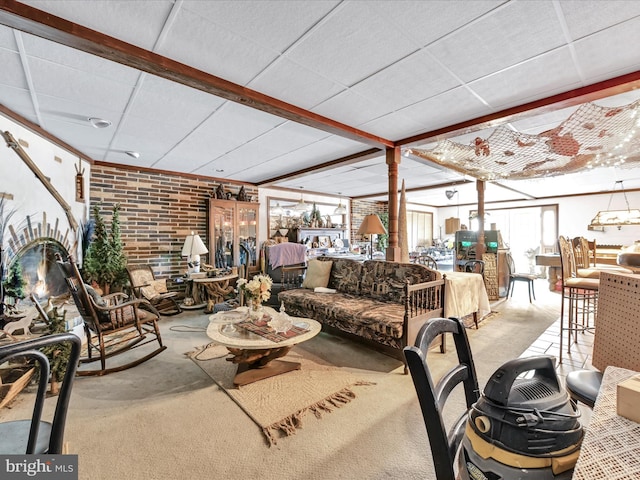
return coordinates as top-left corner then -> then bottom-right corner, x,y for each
13,239 -> 69,300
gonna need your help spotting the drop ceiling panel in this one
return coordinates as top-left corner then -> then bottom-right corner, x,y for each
129,75 -> 224,125
248,57 -> 345,110
197,101 -> 287,147
266,135 -> 371,169
468,48 -> 582,109
573,17 -> 640,80
371,0 -> 504,48
154,133 -> 242,174
559,0 -> 640,40
253,121 -> 332,152
184,0 -> 339,54
286,1 -> 418,87
351,48 -> 460,113
360,111 -> 430,140
0,49 -> 27,89
1,87 -> 36,123
0,25 -> 17,50
22,34 -> 141,85
27,58 -> 134,114
312,89 -> 393,128
157,8 -> 278,87
400,86 -> 490,131
36,94 -> 121,133
22,0 -> 173,51
429,1 -> 564,83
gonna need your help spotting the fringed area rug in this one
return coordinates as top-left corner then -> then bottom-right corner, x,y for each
188,342 -> 375,446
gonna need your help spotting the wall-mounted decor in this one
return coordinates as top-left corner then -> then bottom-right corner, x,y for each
75,158 -> 85,202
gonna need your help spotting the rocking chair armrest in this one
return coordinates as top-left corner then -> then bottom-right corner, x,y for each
101,292 -> 129,305
91,297 -> 162,320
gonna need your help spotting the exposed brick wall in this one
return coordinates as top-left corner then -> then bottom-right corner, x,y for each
89,163 -> 257,285
350,199 -> 388,247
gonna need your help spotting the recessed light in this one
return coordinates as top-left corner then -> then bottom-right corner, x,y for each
88,117 -> 112,129
216,169 -> 224,172
125,151 -> 140,159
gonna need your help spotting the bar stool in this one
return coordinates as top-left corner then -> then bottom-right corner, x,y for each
557,236 -> 599,364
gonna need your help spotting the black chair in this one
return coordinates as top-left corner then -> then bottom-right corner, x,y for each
506,252 -> 537,302
404,317 -> 480,480
565,370 -> 602,408
0,333 -> 81,454
463,260 -> 484,275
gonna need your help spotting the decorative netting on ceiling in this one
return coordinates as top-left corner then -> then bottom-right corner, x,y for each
408,99 -> 640,181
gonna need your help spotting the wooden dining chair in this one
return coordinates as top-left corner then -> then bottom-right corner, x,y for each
557,236 -> 599,364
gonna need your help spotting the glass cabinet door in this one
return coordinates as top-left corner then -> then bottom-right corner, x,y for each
238,205 -> 258,270
209,199 -> 260,271
212,204 -> 234,268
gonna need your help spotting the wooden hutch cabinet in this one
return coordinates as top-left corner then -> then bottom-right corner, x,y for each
208,198 -> 259,273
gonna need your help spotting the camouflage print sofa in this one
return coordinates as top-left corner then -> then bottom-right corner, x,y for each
278,257 -> 446,370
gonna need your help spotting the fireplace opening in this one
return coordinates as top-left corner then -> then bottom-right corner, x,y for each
11,239 -> 70,301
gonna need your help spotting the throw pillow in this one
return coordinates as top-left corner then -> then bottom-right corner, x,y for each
139,284 -> 158,300
150,279 -> 168,293
301,259 -> 332,289
139,279 -> 167,300
85,284 -> 106,307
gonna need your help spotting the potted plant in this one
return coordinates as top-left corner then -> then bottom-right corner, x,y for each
40,306 -> 70,395
0,197 -> 17,319
82,203 -> 128,294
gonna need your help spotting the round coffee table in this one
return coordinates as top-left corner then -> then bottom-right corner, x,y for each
207,306 -> 321,386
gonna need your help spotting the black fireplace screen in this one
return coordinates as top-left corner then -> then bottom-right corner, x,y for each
13,239 -> 69,299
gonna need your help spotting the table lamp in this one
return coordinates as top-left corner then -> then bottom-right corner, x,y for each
357,214 -> 387,259
182,232 -> 208,274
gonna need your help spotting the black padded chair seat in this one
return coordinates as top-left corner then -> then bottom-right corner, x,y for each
566,370 -> 603,408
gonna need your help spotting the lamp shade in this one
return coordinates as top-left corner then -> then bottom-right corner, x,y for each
181,233 -> 208,257
357,214 -> 387,235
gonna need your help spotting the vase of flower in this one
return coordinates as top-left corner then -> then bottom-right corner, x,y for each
237,274 -> 273,322
249,297 -> 264,320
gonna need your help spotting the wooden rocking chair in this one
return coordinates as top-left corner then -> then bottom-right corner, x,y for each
126,264 -> 181,316
56,254 -> 167,376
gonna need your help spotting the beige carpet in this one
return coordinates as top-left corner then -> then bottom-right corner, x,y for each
188,342 -> 375,445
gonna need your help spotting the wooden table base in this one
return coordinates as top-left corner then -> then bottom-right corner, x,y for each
233,359 -> 301,386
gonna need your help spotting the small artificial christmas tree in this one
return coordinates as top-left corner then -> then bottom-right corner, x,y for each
83,203 -> 128,293
40,306 -> 70,395
2,261 -> 26,309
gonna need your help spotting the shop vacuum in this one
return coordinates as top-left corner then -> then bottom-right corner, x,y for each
458,356 -> 584,480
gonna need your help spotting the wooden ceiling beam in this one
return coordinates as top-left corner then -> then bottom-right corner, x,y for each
0,1 -> 394,149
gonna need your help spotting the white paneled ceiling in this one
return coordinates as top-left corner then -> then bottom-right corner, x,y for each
0,0 -> 639,207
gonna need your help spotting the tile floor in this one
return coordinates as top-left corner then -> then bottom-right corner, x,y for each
519,306 -> 596,378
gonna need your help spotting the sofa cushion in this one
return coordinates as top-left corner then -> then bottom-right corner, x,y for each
318,257 -> 362,295
278,289 -> 404,341
301,259 -> 332,289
